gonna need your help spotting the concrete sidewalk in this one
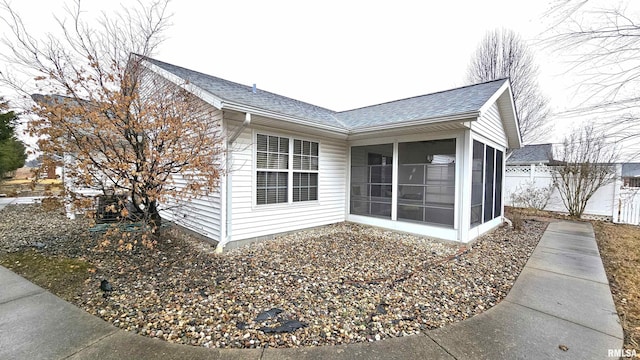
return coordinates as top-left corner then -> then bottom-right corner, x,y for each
0,220 -> 623,359
0,196 -> 44,211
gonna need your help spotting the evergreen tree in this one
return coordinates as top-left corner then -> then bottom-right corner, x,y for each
0,99 -> 26,177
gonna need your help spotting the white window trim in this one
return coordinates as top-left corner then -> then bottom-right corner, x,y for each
292,138 -> 320,203
253,130 -> 321,207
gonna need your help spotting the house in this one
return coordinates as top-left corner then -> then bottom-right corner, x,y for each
622,163 -> 640,188
135,57 -> 521,250
504,143 -> 639,222
506,143 -> 553,166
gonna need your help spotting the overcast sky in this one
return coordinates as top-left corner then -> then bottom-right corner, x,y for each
1,0 -> 636,145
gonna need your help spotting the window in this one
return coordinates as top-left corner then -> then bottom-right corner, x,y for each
350,144 -> 393,218
293,140 -> 319,202
470,141 -> 484,226
256,134 -> 319,205
625,177 -> 640,188
484,145 -> 495,222
293,140 -> 318,171
470,140 -> 504,226
397,139 -> 456,227
494,150 -> 503,217
256,134 -> 288,205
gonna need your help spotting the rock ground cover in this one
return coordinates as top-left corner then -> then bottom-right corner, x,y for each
0,204 -> 546,348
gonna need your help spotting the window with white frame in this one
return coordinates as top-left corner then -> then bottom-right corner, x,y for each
470,140 -> 504,227
256,134 -> 289,205
397,139 -> 456,227
350,144 -> 393,218
350,140 -> 456,226
293,139 -> 319,202
256,134 -> 319,205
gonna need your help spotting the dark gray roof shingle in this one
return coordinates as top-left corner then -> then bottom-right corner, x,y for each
507,144 -> 553,165
145,57 -> 343,128
144,56 -> 508,131
337,80 -> 506,129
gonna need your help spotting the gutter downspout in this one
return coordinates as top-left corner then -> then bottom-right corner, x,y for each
216,112 -> 251,253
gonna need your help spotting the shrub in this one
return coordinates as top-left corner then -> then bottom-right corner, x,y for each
41,197 -> 63,211
510,212 -> 524,232
510,180 -> 553,211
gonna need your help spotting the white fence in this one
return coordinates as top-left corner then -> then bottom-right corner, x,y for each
617,189 -> 640,225
504,164 -> 640,225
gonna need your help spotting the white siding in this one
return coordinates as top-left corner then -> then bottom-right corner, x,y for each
159,109 -> 224,242
160,175 -> 223,241
473,103 -> 508,148
228,123 -> 347,242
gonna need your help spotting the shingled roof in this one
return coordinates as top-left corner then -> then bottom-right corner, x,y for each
507,144 -> 554,165
143,56 -> 509,132
337,80 -> 506,129
622,163 -> 640,177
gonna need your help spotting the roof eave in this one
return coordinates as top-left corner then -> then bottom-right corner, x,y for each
348,111 -> 480,135
506,160 -> 550,166
222,101 -> 348,135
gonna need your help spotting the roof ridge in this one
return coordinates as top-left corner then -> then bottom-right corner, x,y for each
337,78 -> 508,114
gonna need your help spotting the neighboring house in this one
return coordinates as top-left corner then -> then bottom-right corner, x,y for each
504,143 -> 616,217
13,167 -> 34,180
504,144 -> 640,224
138,56 -> 521,250
506,143 -> 553,165
622,163 -> 640,188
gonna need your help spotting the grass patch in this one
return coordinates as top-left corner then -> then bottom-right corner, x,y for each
2,179 -> 62,185
0,250 -> 94,302
0,178 -> 63,197
593,221 -> 640,351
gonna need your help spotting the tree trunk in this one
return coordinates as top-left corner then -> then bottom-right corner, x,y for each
147,200 -> 162,229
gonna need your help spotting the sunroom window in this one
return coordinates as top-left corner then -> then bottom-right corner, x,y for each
470,140 -> 484,226
350,144 -> 393,218
397,139 -> 456,227
470,140 -> 504,226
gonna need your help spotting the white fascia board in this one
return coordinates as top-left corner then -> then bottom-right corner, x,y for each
478,80 -> 522,149
478,80 -> 510,115
503,89 -> 523,148
221,101 -> 348,135
140,60 -> 224,109
348,111 -> 480,135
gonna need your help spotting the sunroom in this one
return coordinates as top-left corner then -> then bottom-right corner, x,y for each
344,82 -> 519,243
347,134 -> 510,243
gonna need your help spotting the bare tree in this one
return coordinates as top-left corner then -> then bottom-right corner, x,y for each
467,29 -> 550,144
552,125 -> 618,218
544,1 -> 640,147
0,1 -> 224,247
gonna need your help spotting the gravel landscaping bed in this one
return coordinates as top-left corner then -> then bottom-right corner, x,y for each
0,204 -> 546,349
